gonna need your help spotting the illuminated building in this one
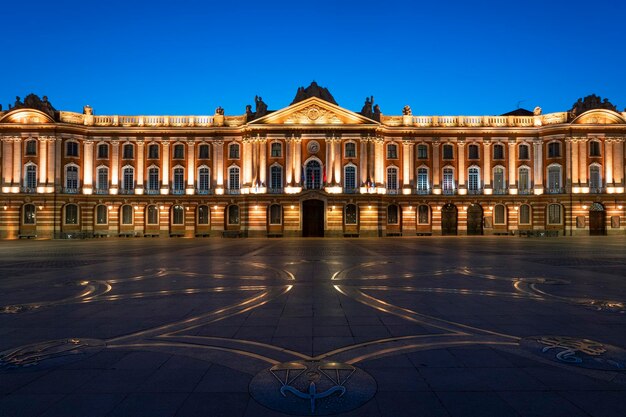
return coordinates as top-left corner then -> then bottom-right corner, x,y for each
0,85 -> 624,238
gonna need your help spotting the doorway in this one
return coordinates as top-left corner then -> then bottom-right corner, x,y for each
467,204 -> 483,235
441,203 -> 457,235
302,199 -> 324,237
589,202 -> 606,235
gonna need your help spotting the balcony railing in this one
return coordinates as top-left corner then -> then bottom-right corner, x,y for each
546,187 -> 564,194
196,189 -> 213,195
518,188 -> 533,195
268,188 -> 284,194
146,189 -> 160,195
171,189 -> 185,195
589,187 -> 604,194
64,187 -> 80,194
467,188 -> 483,195
227,189 -> 241,195
95,188 -> 109,195
442,188 -> 457,195
416,188 -> 430,195
119,188 -> 135,195
386,188 -> 399,195
493,188 -> 507,195
20,187 -> 36,193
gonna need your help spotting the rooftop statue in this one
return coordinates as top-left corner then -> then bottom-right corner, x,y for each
402,105 -> 412,116
360,96 -> 381,121
570,94 -> 618,117
215,106 -> 224,115
10,94 -> 57,118
291,81 -> 338,105
255,96 -> 268,118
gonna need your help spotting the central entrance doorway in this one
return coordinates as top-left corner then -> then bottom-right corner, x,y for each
441,203 -> 458,235
589,202 -> 606,235
467,204 -> 483,235
302,199 -> 325,237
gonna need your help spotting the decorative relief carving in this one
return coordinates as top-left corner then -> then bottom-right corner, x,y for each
285,105 -> 342,125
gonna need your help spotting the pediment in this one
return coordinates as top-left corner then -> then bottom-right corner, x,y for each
249,97 -> 378,126
0,109 -> 55,124
572,109 -> 625,125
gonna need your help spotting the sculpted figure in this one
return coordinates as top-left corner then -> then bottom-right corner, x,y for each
215,106 -> 224,115
402,105 -> 412,115
254,96 -> 268,118
83,105 -> 93,115
533,106 -> 542,116
14,96 -> 22,108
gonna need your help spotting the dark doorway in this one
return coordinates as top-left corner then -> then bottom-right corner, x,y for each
302,199 -> 324,237
441,203 -> 457,236
467,204 -> 483,235
589,202 -> 606,236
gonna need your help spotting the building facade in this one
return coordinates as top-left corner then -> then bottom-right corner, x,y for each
1,86 -> 625,239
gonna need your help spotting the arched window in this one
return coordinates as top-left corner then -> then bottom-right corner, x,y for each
468,144 -> 479,160
97,166 -> 109,193
121,205 -> 133,225
305,160 -> 322,189
22,204 -> 36,225
442,144 -> 454,159
494,204 -> 506,225
147,167 -> 159,193
66,141 -> 79,157
468,166 -> 480,193
24,164 -> 37,189
344,142 -> 356,158
65,165 -> 79,192
417,144 -> 428,159
97,143 -> 108,159
417,167 -> 429,193
589,164 -> 602,191
146,205 -> 159,225
228,166 -> 240,191
198,144 -> 210,159
95,205 -> 108,225
386,167 -> 398,191
269,204 -> 282,225
171,205 -> 184,225
122,143 -> 134,159
271,142 -> 282,158
547,165 -> 562,193
197,205 -> 210,225
122,166 -> 135,192
64,204 -> 79,225
493,144 -> 504,160
344,165 -> 357,191
173,144 -> 185,159
229,143 -> 240,159
387,143 -> 398,159
518,166 -> 530,193
518,144 -> 529,160
270,165 -> 283,191
228,205 -> 240,225
418,205 -> 430,224
493,166 -> 505,193
345,204 -> 358,225
519,204 -> 531,224
148,143 -> 159,159
172,167 -> 185,193
442,167 -> 455,193
25,139 -> 37,156
387,205 -> 399,225
197,166 -> 210,192
589,140 -> 601,157
548,142 -> 561,158
547,204 -> 562,224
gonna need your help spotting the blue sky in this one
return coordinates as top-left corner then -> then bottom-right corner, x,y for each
2,0 -> 625,116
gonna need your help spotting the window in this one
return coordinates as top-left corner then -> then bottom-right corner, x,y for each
23,204 -> 36,225
519,204 -> 531,224
547,204 -> 562,224
97,144 -> 108,159
148,144 -> 159,159
344,142 -> 356,158
197,205 -> 210,225
305,160 -> 322,189
468,144 -> 479,160
271,142 -> 282,157
417,144 -> 428,159
589,141 -> 601,157
417,167 -> 429,192
173,144 -> 185,159
589,165 -> 602,190
345,204 -> 357,225
518,144 -> 529,160
442,167 -> 454,192
172,167 -> 185,192
97,167 -> 109,191
65,166 -> 79,190
518,166 -> 530,192
171,205 -> 184,225
548,142 -> 561,158
148,167 -> 159,192
198,167 -> 210,191
386,167 -> 398,191
344,165 -> 356,190
269,204 -> 282,225
547,165 -> 561,192
387,205 -> 399,224
228,166 -> 240,190
121,205 -> 133,225
494,205 -> 506,224
146,205 -> 159,225
66,141 -> 78,157
493,166 -> 505,193
122,167 -> 134,191
228,205 -> 240,225
387,143 -> 398,159
442,144 -> 454,159
96,205 -> 107,225
229,143 -> 240,159
270,165 -> 282,190
24,164 -> 37,189
25,140 -> 37,156
122,143 -> 134,159
418,205 -> 429,224
199,144 -> 210,159
468,167 -> 480,192
493,144 -> 504,160
64,204 -> 78,225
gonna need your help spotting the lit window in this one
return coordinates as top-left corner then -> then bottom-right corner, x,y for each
270,165 -> 282,190
271,142 -> 282,157
417,167 -> 429,192
172,205 -> 184,225
198,167 -> 210,191
344,165 -> 356,190
345,204 -> 357,225
442,167 -> 454,192
547,165 -> 561,192
121,205 -> 133,225
96,205 -> 107,225
146,205 -> 159,225
65,204 -> 79,225
386,167 -> 398,190
172,167 -> 185,192
198,205 -> 210,225
468,167 -> 480,192
228,166 -> 240,190
345,142 -> 356,158
65,166 -> 79,190
547,204 -> 562,224
228,205 -> 240,225
418,205 -> 429,224
23,204 -> 36,225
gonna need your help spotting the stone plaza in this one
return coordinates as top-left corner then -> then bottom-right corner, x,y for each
1,236 -> 626,416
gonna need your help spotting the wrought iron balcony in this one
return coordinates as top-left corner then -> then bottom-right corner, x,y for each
196,189 -> 213,195
493,188 -> 507,195
518,188 -> 533,195
416,188 -> 430,195
64,187 -> 80,194
442,188 -> 457,195
343,188 -> 358,194
119,188 -> 135,195
171,189 -> 185,195
545,187 -> 564,194
95,188 -> 109,195
467,188 -> 483,195
386,188 -> 399,195
589,187 -> 605,194
20,187 -> 37,193
145,189 -> 160,195
227,189 -> 241,195
268,188 -> 284,194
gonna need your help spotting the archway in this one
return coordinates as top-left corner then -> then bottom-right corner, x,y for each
589,202 -> 606,235
302,199 -> 324,237
467,204 -> 483,235
441,203 -> 457,236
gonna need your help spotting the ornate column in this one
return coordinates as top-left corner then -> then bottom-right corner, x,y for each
2,137 -> 13,188
47,137 -> 56,187
605,138 -> 614,186
570,137 -> 579,186
186,140 -> 195,193
374,136 -> 384,186
408,139 -> 415,184
482,140 -> 491,192
578,139 -> 587,185
359,137 -> 368,186
243,137 -> 252,187
432,140 -> 440,191
402,140 -> 411,187
533,139 -> 543,191
508,140 -> 516,193
334,139 -> 341,185
285,136 -> 292,184
54,137 -> 62,190
293,136 -> 301,186
259,137 -> 267,187
12,136 -> 22,187
565,138 -> 572,190
213,138 -> 224,189
161,140 -> 170,193
83,140 -> 94,194
613,137 -> 624,186
38,136 -> 48,188
457,140 -> 466,191
136,140 -> 145,194
110,140 -> 120,193
325,137 -> 333,184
